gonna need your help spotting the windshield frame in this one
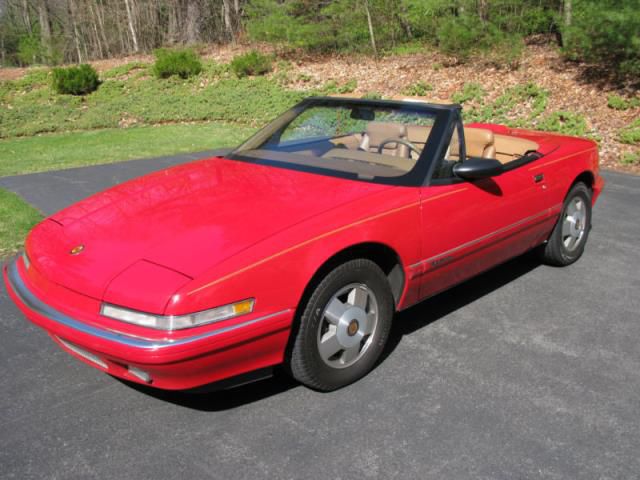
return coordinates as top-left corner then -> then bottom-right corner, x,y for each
228,97 -> 459,187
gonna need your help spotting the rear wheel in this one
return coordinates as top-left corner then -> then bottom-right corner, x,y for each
289,259 -> 394,391
539,182 -> 592,266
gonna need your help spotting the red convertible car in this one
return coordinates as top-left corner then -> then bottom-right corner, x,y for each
5,97 -> 603,392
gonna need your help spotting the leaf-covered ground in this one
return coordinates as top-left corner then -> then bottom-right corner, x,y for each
282,43 -> 639,173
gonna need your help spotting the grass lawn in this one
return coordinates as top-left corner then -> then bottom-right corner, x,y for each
0,122 -> 256,177
0,189 -> 42,257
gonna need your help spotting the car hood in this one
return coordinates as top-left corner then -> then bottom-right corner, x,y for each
26,157 -> 391,302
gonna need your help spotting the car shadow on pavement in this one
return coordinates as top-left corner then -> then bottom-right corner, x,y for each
381,250 -> 543,362
119,251 -> 542,411
115,370 -> 300,411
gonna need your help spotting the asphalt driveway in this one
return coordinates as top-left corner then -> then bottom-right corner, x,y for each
1,158 -> 639,480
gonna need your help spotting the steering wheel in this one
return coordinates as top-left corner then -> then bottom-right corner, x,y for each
377,138 -> 421,156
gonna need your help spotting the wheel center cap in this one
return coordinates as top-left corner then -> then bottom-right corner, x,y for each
336,307 -> 367,348
347,320 -> 359,336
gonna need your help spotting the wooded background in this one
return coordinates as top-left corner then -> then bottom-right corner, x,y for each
1,0 -> 638,78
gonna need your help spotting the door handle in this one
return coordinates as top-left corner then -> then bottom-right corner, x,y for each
534,173 -> 544,183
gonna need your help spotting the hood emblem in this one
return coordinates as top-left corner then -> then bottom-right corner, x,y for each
69,245 -> 85,255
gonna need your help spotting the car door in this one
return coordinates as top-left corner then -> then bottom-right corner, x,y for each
415,117 -> 554,301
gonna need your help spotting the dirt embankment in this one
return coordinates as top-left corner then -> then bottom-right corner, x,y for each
1,42 -> 638,173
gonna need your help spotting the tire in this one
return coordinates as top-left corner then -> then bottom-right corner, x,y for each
539,182 -> 592,266
289,259 -> 394,391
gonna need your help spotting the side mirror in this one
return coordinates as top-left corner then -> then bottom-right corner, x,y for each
453,158 -> 503,180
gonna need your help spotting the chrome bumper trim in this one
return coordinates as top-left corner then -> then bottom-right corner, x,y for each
7,259 -> 291,351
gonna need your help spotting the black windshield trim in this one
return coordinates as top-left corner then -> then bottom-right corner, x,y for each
227,97 -> 460,187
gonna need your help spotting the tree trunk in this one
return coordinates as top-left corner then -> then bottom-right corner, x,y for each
397,4 -> 413,39
363,0 -> 377,56
116,14 -> 128,54
123,0 -> 139,52
222,0 -> 234,42
22,0 -> 33,34
167,0 -> 180,44
478,0 -> 488,23
68,0 -> 84,62
88,2 -> 104,58
233,0 -> 240,35
184,0 -> 200,44
94,0 -> 111,57
564,0 -> 572,27
37,0 -> 52,60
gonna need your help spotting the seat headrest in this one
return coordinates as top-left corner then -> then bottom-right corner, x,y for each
365,122 -> 407,148
465,128 -> 495,145
464,128 -> 495,158
406,125 -> 432,144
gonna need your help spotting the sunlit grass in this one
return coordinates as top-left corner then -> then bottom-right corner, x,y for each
0,189 -> 42,257
0,122 -> 256,177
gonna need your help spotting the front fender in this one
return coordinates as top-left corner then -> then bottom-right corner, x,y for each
167,187 -> 422,317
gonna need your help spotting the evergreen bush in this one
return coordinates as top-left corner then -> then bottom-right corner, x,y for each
153,48 -> 203,79
51,64 -> 100,95
231,51 -> 273,77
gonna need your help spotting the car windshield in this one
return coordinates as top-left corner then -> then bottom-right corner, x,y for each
230,98 -> 447,186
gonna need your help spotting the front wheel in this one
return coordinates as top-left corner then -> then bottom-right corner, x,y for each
538,182 -> 592,266
288,259 -> 394,391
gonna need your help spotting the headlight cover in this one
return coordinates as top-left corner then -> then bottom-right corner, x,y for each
100,298 -> 255,331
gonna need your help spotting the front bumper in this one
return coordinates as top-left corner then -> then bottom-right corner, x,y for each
4,258 -> 293,390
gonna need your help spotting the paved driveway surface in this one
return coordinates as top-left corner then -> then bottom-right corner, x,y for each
1,160 -> 638,480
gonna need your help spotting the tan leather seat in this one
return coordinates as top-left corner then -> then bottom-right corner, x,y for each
464,128 -> 496,159
359,122 -> 409,157
406,125 -> 432,148
493,134 -> 539,164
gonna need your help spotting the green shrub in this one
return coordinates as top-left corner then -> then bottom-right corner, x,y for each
231,51 -> 273,78
153,48 -> 202,79
402,81 -> 433,96
51,64 -> 100,95
562,1 -> 640,78
619,119 -> 640,145
608,94 -> 640,111
458,82 -> 549,125
621,152 -> 640,166
17,36 -> 43,65
484,33 -> 524,69
339,79 -> 357,94
436,15 -> 484,60
452,83 -> 485,104
494,83 -> 549,120
537,111 -> 588,137
322,80 -> 338,93
322,79 -> 357,94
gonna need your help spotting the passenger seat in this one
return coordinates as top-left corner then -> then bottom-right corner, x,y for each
464,128 -> 496,159
359,122 -> 410,157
